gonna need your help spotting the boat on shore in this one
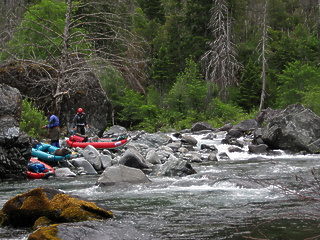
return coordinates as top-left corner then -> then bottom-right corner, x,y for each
27,158 -> 55,179
66,135 -> 129,149
32,143 -> 71,162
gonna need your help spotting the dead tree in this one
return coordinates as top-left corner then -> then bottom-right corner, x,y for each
258,1 -> 268,112
0,0 -> 147,115
201,0 -> 241,102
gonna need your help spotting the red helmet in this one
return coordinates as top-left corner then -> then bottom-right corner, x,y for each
77,108 -> 83,114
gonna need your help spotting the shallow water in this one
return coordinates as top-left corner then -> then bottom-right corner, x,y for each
1,133 -> 320,239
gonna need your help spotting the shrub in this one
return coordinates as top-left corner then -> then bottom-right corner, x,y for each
20,99 -> 47,139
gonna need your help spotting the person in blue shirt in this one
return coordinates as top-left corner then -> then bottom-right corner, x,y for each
42,112 -> 60,148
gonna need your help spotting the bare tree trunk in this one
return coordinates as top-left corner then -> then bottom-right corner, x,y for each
53,0 -> 72,115
201,0 -> 241,102
259,1 -> 268,112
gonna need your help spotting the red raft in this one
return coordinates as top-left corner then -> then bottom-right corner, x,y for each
66,135 -> 129,149
27,158 -> 55,179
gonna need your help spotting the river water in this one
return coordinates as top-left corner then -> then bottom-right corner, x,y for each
1,133 -> 320,239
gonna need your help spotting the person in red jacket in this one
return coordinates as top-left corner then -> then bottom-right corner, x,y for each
72,108 -> 88,135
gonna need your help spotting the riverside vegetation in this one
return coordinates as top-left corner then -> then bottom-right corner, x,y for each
1,1 -> 320,134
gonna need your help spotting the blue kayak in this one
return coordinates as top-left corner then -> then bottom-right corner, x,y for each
32,143 -> 70,162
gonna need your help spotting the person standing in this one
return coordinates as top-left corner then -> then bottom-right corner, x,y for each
42,112 -> 60,148
73,108 -> 88,135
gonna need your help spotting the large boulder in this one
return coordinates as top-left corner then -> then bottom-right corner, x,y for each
0,84 -> 31,179
0,187 -> 114,229
97,165 -> 151,186
151,156 -> 197,177
262,104 -> 320,153
119,148 -> 153,171
0,60 -> 110,137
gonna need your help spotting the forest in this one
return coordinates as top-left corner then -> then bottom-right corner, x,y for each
1,0 -> 320,132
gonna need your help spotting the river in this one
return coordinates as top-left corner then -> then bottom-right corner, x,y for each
1,133 -> 320,239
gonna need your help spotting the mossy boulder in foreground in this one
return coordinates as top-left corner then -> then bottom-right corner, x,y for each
0,187 -> 114,229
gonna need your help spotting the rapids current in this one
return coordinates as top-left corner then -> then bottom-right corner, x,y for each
1,133 -> 320,239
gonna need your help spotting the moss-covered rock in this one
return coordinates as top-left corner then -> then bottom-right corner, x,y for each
0,187 -> 113,229
28,224 -> 60,240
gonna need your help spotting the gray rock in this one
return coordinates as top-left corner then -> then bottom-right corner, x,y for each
119,148 -> 153,170
262,104 -> 320,153
181,135 -> 198,146
248,144 -> 269,154
207,152 -> 218,161
102,125 -> 128,138
0,84 -> 31,179
55,167 -> 77,178
82,145 -> 102,171
228,146 -> 244,153
151,157 -> 197,177
97,165 -> 151,186
69,158 -> 98,175
191,122 -> 215,132
146,149 -> 161,164
100,154 -> 113,169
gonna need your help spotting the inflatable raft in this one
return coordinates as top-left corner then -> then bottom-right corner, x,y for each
66,135 -> 129,149
32,143 -> 70,162
27,158 -> 55,179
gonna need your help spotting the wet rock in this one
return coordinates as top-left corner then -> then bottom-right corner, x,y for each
0,187 -> 113,228
181,135 -> 198,146
97,165 -> 151,186
207,152 -> 218,161
248,144 -> 269,154
29,220 -> 154,240
218,152 -> 230,160
228,146 -> 244,153
54,168 -> 77,178
151,157 -> 197,177
200,144 -> 218,152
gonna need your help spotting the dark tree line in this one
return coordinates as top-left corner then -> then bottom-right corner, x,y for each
1,0 -> 320,130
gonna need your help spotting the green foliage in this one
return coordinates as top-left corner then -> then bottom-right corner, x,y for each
276,61 -> 320,108
4,0 -> 320,133
235,59 -> 262,112
3,0 -> 87,60
20,99 -> 47,139
165,58 -> 207,115
302,86 -> 320,116
136,0 -> 165,24
117,88 -> 144,126
206,98 -> 252,127
99,66 -> 127,104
